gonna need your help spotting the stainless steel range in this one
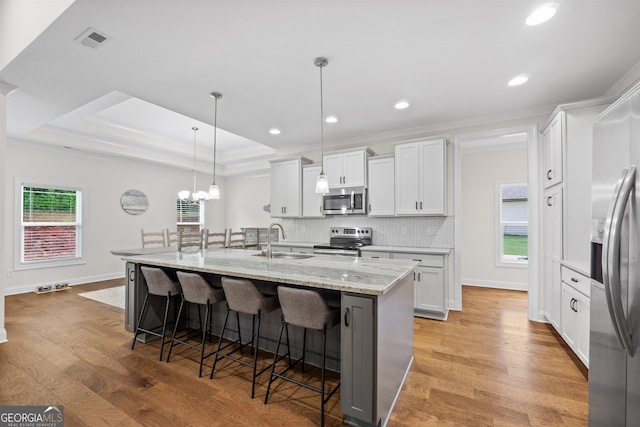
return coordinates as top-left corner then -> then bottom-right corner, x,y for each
313,227 -> 372,257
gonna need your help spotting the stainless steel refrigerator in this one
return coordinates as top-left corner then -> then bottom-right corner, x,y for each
590,81 -> 640,426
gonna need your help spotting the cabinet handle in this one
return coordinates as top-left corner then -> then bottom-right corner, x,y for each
372,256 -> 379,259
546,196 -> 552,207
129,270 -> 135,281
420,201 -> 423,210
369,203 -> 371,212
344,307 -> 350,326
320,205 -> 323,213
416,201 -> 419,210
413,272 -> 416,280
418,272 -> 421,281
547,170 -> 552,180
571,277 -> 579,283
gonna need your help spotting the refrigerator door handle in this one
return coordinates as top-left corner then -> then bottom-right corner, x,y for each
604,166 -> 636,356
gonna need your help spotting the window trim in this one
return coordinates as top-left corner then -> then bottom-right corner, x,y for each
14,178 -> 87,271
495,180 -> 528,269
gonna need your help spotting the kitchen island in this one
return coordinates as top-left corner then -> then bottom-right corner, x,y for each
121,248 -> 416,427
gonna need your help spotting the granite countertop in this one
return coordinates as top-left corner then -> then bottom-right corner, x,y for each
122,248 -> 417,296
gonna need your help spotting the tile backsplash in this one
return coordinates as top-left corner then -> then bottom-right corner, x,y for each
282,216 -> 454,248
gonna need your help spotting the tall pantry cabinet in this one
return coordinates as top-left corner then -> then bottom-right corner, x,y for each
540,99 -> 613,363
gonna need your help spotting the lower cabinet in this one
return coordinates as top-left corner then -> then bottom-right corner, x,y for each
125,262 -> 137,332
271,244 -> 314,254
360,249 -> 449,320
560,265 -> 590,367
341,293 -> 374,422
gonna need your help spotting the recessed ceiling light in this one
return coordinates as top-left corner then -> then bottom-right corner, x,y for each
526,5 -> 557,26
508,75 -> 529,86
325,116 -> 338,123
395,101 -> 410,110
269,128 -> 281,135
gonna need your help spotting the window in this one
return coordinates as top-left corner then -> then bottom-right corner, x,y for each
496,182 -> 528,267
16,180 -> 85,270
176,199 -> 204,232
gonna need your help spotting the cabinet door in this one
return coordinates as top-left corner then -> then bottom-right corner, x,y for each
575,290 -> 590,366
415,266 -> 445,313
270,162 -> 286,217
341,294 -> 374,423
324,153 -> 344,188
368,157 -> 395,216
302,165 -> 324,217
419,139 -> 446,215
543,186 -> 563,258
395,142 -> 420,215
125,262 -> 137,332
543,112 -> 564,188
561,283 -> 578,348
283,160 -> 301,217
550,258 -> 562,331
343,150 -> 366,187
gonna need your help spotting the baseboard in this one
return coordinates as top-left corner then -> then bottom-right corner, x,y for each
462,278 -> 528,291
4,272 -> 125,296
0,329 -> 7,343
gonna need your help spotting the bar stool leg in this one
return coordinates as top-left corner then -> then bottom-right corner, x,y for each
284,322 -> 292,368
264,318 -> 286,404
301,327 -> 308,372
321,325 -> 327,427
210,308 -> 231,379
131,293 -> 150,350
198,303 -> 210,377
251,311 -> 261,398
166,296 -> 186,362
236,311 -> 244,355
158,293 -> 172,361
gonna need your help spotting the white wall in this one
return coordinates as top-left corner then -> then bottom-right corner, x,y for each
461,146 -> 529,290
224,175 -> 273,231
4,142 -> 227,294
0,92 -> 7,342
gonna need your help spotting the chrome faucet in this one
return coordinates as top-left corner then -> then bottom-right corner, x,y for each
265,222 -> 286,258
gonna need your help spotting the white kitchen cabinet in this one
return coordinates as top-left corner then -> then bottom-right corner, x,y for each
543,186 -> 563,331
302,164 -> 324,218
391,251 -> 448,320
542,111 -> 564,189
560,265 -> 590,367
270,157 -> 310,218
323,147 -> 373,189
395,138 -> 447,216
367,155 -> 395,216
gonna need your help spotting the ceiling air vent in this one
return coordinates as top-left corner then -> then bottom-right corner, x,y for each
74,28 -> 112,50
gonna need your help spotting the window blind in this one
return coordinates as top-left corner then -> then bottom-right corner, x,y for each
22,186 -> 81,263
176,199 -> 203,231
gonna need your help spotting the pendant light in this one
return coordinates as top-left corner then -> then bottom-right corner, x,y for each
314,57 -> 330,194
209,92 -> 222,199
179,127 -> 210,204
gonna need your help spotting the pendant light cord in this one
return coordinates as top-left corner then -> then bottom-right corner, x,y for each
213,96 -> 217,185
319,62 -> 325,174
192,127 -> 198,195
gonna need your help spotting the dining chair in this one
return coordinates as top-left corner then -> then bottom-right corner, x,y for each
141,229 -> 166,248
165,229 -> 178,247
177,229 -> 204,251
203,228 -> 227,249
227,229 -> 248,249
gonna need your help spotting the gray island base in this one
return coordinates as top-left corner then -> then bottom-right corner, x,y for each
121,249 -> 416,427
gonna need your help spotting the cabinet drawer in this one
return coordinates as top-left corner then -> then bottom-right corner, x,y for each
561,266 -> 590,297
360,251 -> 391,259
391,252 -> 444,268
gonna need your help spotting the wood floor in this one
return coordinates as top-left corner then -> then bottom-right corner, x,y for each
0,281 -> 588,426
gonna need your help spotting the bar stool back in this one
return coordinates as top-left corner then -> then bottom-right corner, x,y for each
131,267 -> 182,361
210,277 -> 282,398
167,272 -> 226,377
264,286 -> 341,427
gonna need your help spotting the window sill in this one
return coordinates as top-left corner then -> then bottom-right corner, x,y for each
14,258 -> 86,271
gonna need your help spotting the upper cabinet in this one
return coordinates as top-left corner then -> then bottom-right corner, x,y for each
302,164 -> 325,218
367,155 -> 395,216
323,147 -> 374,189
270,157 -> 311,218
542,111 -> 564,189
395,138 -> 447,216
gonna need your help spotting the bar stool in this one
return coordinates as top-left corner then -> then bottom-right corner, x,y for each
264,286 -> 341,427
166,272 -> 226,377
131,266 -> 182,361
210,277 -> 283,398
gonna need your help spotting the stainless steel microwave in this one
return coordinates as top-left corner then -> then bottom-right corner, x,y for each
322,187 -> 367,215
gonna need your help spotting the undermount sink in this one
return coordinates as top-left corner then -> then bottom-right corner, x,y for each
253,252 -> 314,260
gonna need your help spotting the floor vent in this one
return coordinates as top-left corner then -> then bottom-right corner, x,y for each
74,27 -> 112,50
